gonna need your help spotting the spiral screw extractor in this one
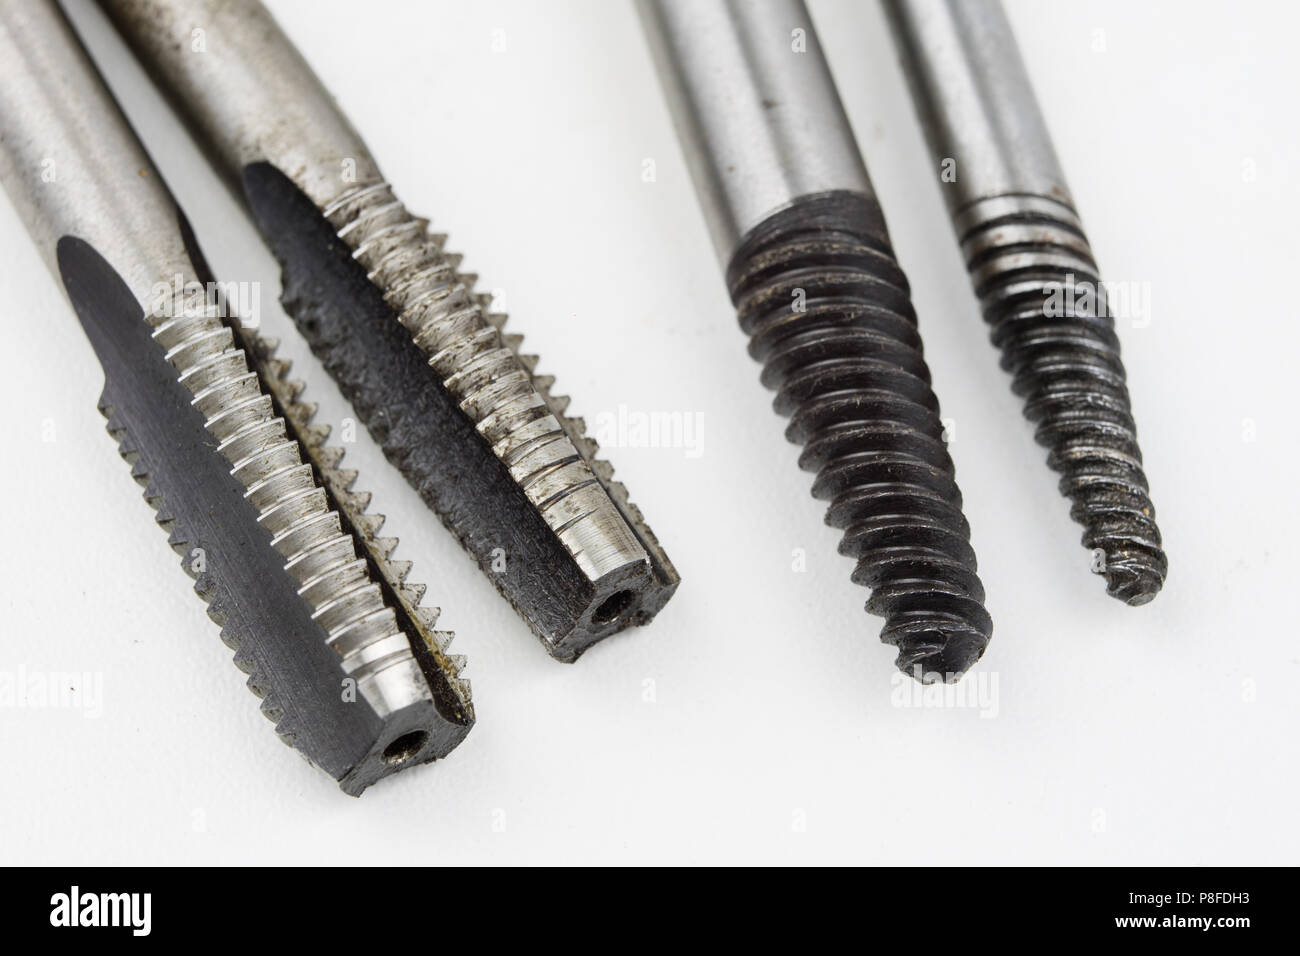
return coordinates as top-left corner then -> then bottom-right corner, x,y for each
641,0 -> 991,679
885,0 -> 1166,604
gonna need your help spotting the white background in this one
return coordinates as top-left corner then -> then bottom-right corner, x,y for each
1,0 -> 1296,865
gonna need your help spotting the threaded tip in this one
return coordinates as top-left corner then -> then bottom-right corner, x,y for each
727,192 -> 992,682
958,195 -> 1167,604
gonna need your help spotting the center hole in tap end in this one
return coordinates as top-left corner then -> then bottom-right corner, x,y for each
381,731 -> 428,765
592,589 -> 636,626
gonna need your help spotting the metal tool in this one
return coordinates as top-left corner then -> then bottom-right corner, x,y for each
0,0 -> 472,794
98,0 -> 679,662
639,0 -> 991,680
883,0 -> 1167,604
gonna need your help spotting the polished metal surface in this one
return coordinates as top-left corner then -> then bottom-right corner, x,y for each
637,0 -> 874,263
102,0 -> 679,658
0,0 -> 472,792
0,0 -> 189,300
882,0 -> 1069,215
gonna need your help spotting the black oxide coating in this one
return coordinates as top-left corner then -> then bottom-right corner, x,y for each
240,162 -> 598,656
959,198 -> 1167,604
57,235 -> 471,793
726,191 -> 992,682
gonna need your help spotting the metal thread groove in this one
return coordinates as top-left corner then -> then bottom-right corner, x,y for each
727,192 -> 992,682
319,181 -> 650,584
146,289 -> 462,717
246,336 -> 470,703
245,161 -> 678,654
956,194 -> 1166,604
